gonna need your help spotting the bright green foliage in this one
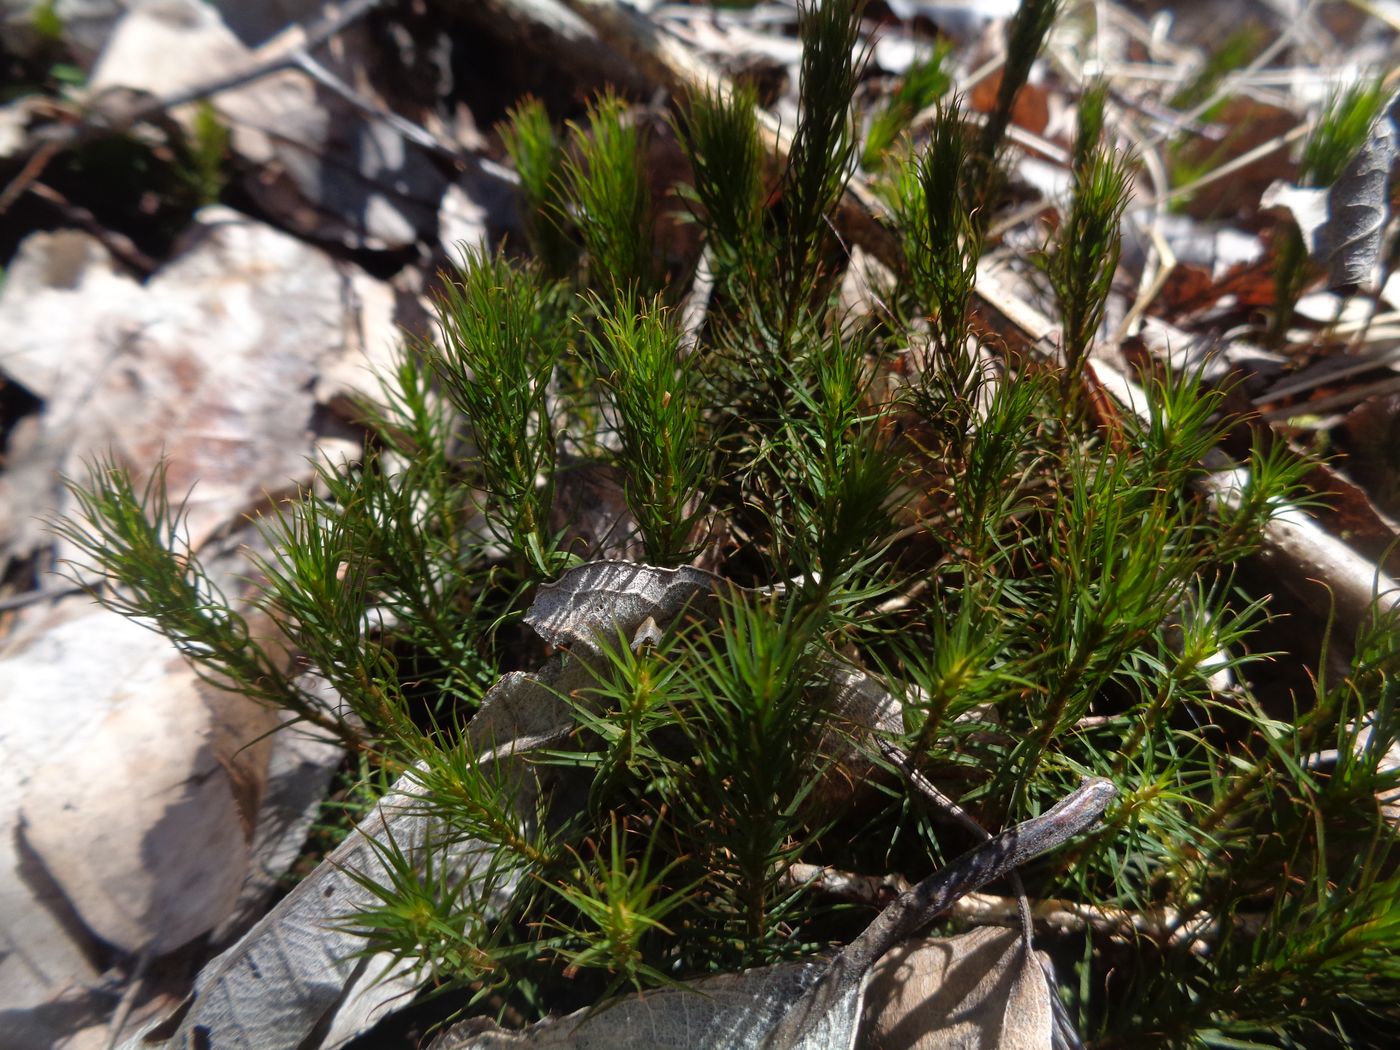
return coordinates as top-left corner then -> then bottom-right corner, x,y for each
585,291 -> 707,565
500,96 -> 575,279
775,329 -> 900,614
891,96 -> 982,421
861,42 -> 953,170
30,0 -> 64,41
562,91 -> 655,295
184,102 -> 230,206
54,3 -> 1400,1044
674,82 -> 767,280
425,248 -> 567,577
670,593 -> 832,961
335,817 -> 518,991
774,0 -> 866,330
1044,82 -> 1132,402
52,457 -> 361,746
1299,77 -> 1390,187
541,812 -> 694,994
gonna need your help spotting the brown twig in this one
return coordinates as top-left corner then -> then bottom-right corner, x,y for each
25,182 -> 159,273
760,777 -> 1116,1050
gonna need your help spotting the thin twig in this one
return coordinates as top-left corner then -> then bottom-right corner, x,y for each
1144,3 -> 1312,149
761,777 -> 1115,1050
290,51 -> 464,162
25,182 -> 160,273
1253,342 -> 1400,404
1260,373 -> 1400,420
879,739 -> 1037,947
0,580 -> 89,613
103,948 -> 152,1050
1137,122 -> 1310,210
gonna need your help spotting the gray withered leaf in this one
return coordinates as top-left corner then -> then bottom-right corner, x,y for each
1323,91 -> 1399,291
1261,91 -> 1400,293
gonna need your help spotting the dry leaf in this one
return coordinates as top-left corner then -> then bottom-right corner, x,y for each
4,602 -> 275,958
524,560 -> 723,653
1260,93 -> 1399,293
90,0 -> 446,250
860,928 -> 1053,1050
1322,94 -> 1398,291
0,212 -> 397,566
429,928 -> 1054,1050
428,961 -> 859,1050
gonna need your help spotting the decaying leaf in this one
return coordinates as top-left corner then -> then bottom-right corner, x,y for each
5,601 -> 276,958
523,559 -> 722,652
861,928 -> 1053,1050
428,961 -> 857,1050
1321,93 -> 1399,290
1260,91 -> 1399,292
427,927 -> 1054,1050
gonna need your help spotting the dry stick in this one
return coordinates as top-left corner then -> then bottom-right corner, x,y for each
678,244 -> 717,357
1142,2 -> 1312,150
1253,342 -> 1400,405
103,948 -> 153,1050
27,181 -> 160,273
1109,135 -> 1177,349
1136,121 -> 1309,210
291,52 -> 464,161
782,865 -> 1240,954
879,739 -> 1038,951
1260,373 -> 1400,420
760,777 -> 1117,1050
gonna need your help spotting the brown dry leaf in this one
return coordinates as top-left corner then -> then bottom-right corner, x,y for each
860,927 -> 1053,1050
549,462 -> 647,563
3,601 -> 275,959
427,927 -> 1052,1050
1153,258 -> 1279,336
1156,262 -> 1218,318
969,70 -> 1050,138
0,209 -> 396,565
1295,456 -> 1400,575
1339,394 -> 1400,519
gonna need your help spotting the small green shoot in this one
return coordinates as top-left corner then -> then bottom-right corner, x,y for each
1043,82 -> 1133,404
861,43 -> 953,170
